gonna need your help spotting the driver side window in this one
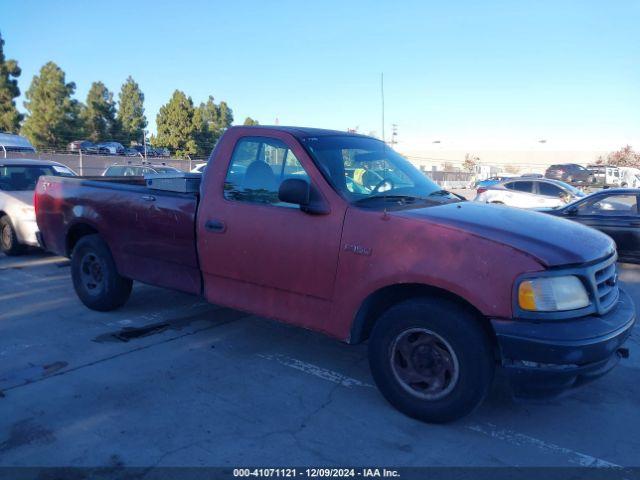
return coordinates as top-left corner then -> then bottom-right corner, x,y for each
578,194 -> 638,216
224,136 -> 310,207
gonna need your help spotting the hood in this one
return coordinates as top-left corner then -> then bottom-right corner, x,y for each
0,190 -> 34,207
396,202 -> 615,267
0,190 -> 33,207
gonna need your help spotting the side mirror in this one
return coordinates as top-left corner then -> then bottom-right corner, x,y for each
565,206 -> 578,215
278,178 -> 329,215
278,178 -> 310,206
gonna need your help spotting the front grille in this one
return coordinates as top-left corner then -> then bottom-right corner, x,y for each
589,255 -> 619,314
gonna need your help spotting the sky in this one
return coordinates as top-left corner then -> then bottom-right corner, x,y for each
1,0 -> 639,153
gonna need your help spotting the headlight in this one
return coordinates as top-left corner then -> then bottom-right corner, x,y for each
518,275 -> 589,312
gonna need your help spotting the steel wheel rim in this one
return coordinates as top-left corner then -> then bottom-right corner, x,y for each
389,328 -> 460,400
1,224 -> 11,248
79,252 -> 105,296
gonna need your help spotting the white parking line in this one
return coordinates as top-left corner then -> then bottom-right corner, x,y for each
467,423 -> 622,468
258,353 -> 374,388
259,353 -> 624,469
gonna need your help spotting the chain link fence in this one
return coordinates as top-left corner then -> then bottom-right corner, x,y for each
3,149 -> 209,175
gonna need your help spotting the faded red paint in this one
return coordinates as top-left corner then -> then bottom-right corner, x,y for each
36,126 -> 615,342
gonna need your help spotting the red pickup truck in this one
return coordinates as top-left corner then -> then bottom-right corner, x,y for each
35,126 -> 635,422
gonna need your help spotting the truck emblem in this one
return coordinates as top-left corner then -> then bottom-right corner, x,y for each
344,243 -> 372,256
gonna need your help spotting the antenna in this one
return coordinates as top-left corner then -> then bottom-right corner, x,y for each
381,73 -> 385,143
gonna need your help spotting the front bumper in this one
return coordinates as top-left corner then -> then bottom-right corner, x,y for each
491,289 -> 635,398
14,218 -> 39,247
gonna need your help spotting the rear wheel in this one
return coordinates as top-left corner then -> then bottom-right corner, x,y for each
71,234 -> 132,311
368,298 -> 495,423
0,216 -> 26,256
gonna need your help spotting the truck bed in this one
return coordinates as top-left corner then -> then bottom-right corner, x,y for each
36,175 -> 202,295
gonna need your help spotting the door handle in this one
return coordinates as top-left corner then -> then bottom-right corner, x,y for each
205,219 -> 226,233
141,195 -> 156,202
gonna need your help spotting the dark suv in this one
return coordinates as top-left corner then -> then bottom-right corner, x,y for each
545,163 -> 593,185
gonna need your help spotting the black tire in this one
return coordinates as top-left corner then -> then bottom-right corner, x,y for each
71,234 -> 132,311
490,201 -> 504,204
621,182 -> 628,188
368,297 -> 495,423
0,216 -> 26,256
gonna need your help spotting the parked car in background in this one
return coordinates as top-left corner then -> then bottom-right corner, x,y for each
587,164 -> 621,188
618,167 -> 640,188
154,147 -> 170,157
191,163 -> 207,174
94,142 -> 125,156
544,189 -> 640,263
36,126 -> 635,423
0,133 -> 37,155
0,159 -> 76,255
545,163 -> 594,185
67,140 -> 95,154
520,173 -> 544,178
472,175 -> 515,189
126,145 -> 158,158
475,178 -> 585,208
102,162 -> 182,176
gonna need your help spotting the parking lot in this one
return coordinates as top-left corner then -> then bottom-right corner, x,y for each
0,251 -> 639,473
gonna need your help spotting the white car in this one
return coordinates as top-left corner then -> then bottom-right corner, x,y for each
474,178 -> 585,209
0,159 -> 76,255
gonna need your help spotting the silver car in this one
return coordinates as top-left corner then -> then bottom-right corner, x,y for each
0,159 -> 76,255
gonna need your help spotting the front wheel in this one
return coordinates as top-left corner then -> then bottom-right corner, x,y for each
0,216 -> 26,256
368,298 -> 495,423
71,234 -> 132,311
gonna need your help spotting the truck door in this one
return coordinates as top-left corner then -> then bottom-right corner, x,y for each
196,130 -> 347,329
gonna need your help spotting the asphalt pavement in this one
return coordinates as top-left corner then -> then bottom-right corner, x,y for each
0,251 -> 638,473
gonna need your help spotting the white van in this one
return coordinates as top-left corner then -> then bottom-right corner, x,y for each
618,167 -> 640,188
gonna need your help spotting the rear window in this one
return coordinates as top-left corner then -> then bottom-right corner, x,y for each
0,165 -> 75,191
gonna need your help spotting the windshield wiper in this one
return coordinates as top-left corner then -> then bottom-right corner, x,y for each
427,189 -> 452,196
354,195 -> 422,204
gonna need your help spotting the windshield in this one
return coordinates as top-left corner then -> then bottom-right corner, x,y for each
553,180 -> 585,197
301,135 -> 460,207
0,165 -> 76,191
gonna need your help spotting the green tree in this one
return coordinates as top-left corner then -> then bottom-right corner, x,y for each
217,101 -> 234,131
81,81 -> 117,142
192,96 -> 236,156
117,76 -> 146,145
155,90 -> 197,157
243,117 -> 259,126
21,62 -> 82,149
0,31 -> 22,133
192,96 -> 220,156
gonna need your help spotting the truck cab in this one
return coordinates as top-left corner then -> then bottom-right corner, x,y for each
35,126 -> 635,423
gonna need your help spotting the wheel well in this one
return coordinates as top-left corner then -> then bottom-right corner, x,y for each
66,223 -> 98,256
349,283 -> 498,351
